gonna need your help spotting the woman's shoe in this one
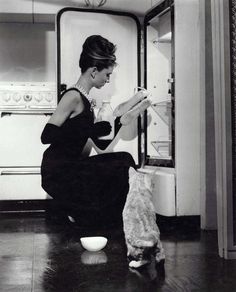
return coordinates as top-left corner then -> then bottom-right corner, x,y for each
68,215 -> 76,223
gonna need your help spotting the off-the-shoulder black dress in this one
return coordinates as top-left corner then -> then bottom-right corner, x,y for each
41,88 -> 136,229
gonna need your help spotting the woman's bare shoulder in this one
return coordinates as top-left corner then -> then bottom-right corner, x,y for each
48,89 -> 83,126
61,88 -> 82,104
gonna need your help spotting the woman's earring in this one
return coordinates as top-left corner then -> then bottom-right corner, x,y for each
91,73 -> 95,79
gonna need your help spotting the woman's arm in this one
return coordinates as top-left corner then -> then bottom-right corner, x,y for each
41,90 -> 83,144
82,117 -> 122,155
48,90 -> 83,126
82,134 -> 121,156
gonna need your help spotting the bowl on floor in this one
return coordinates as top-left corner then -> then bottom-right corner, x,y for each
80,236 -> 108,252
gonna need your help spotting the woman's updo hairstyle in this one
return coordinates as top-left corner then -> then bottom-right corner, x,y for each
79,35 -> 117,73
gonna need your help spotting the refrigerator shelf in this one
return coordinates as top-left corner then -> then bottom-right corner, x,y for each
151,100 -> 172,125
151,140 -> 171,157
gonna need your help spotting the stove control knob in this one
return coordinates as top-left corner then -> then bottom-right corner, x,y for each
45,92 -> 53,102
2,92 -> 10,102
34,93 -> 43,102
24,93 -> 32,102
13,93 -> 21,102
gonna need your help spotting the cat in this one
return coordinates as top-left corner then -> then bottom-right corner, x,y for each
122,167 -> 165,269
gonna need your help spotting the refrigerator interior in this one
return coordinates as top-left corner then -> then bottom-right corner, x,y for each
145,5 -> 174,166
57,9 -> 140,164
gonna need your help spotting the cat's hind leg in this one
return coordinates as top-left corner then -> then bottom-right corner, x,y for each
129,259 -> 150,268
155,240 -> 165,263
154,241 -> 165,278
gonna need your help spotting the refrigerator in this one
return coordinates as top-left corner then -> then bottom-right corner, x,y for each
56,0 -> 201,217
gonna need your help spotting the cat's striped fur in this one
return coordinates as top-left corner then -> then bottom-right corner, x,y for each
123,168 -> 165,268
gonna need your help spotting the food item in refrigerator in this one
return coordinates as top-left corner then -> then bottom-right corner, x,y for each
113,89 -> 149,117
120,98 -> 151,126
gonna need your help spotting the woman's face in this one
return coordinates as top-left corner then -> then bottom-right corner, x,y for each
93,66 -> 114,89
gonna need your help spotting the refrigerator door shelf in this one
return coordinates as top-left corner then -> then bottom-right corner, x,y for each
151,140 -> 171,158
151,101 -> 172,125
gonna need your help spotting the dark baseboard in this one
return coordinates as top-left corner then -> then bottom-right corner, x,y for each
0,200 -> 201,232
0,200 -> 50,211
156,214 -> 201,234
0,200 -> 54,218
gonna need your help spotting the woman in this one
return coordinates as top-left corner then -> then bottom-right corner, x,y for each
41,35 -> 150,229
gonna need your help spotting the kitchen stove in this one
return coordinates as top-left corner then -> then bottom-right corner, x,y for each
0,82 -> 56,113
0,82 -> 56,201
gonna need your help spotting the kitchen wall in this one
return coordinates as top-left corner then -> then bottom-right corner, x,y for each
0,23 -> 55,83
204,0 -> 217,229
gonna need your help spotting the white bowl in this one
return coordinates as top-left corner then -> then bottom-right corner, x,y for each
80,236 -> 108,252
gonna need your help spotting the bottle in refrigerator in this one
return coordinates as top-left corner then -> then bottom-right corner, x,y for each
96,100 -> 114,140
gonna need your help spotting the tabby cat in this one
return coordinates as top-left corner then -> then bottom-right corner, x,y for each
122,167 -> 165,268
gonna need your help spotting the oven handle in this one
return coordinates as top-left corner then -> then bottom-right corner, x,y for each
1,170 -> 41,175
0,111 -> 54,117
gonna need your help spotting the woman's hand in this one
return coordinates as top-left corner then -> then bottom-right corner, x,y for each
93,121 -> 112,137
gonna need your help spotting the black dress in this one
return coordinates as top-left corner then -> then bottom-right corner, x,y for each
41,88 -> 136,228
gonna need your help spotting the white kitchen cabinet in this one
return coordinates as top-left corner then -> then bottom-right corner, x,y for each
0,0 -> 33,22
33,0 -> 86,23
33,0 -> 152,23
0,0 -> 154,23
104,0 -> 152,15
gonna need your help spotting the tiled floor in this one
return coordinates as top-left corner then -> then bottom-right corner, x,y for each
0,214 -> 236,292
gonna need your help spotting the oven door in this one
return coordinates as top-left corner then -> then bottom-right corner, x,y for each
0,167 -> 51,200
0,112 -> 50,200
0,112 -> 49,167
